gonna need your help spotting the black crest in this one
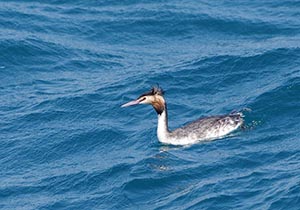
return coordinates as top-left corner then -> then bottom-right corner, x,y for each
140,85 -> 164,97
151,86 -> 164,96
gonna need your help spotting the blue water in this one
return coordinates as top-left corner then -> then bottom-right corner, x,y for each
1,1 -> 300,209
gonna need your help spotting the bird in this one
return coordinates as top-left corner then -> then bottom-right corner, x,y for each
121,86 -> 244,145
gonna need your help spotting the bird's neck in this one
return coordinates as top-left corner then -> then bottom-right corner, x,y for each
156,104 -> 170,143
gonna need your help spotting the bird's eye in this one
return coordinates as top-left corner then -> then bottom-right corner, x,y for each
140,97 -> 146,102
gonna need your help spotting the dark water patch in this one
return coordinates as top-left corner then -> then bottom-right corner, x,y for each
0,38 -> 72,69
179,47 -> 300,77
0,184 -> 45,198
265,0 -> 300,8
249,76 -> 300,122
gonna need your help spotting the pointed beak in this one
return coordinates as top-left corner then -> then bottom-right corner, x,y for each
121,99 -> 140,107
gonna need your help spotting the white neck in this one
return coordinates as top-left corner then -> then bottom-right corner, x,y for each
157,108 -> 171,144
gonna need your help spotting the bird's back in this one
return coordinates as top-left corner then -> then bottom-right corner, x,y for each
169,113 -> 244,144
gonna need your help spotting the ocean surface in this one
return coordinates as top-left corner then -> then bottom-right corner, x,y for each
1,1 -> 300,209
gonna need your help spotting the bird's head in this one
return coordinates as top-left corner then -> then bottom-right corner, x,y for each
121,86 -> 166,114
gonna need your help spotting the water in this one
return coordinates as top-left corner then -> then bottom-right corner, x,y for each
1,1 -> 300,209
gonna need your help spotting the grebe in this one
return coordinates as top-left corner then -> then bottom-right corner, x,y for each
121,87 -> 244,145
